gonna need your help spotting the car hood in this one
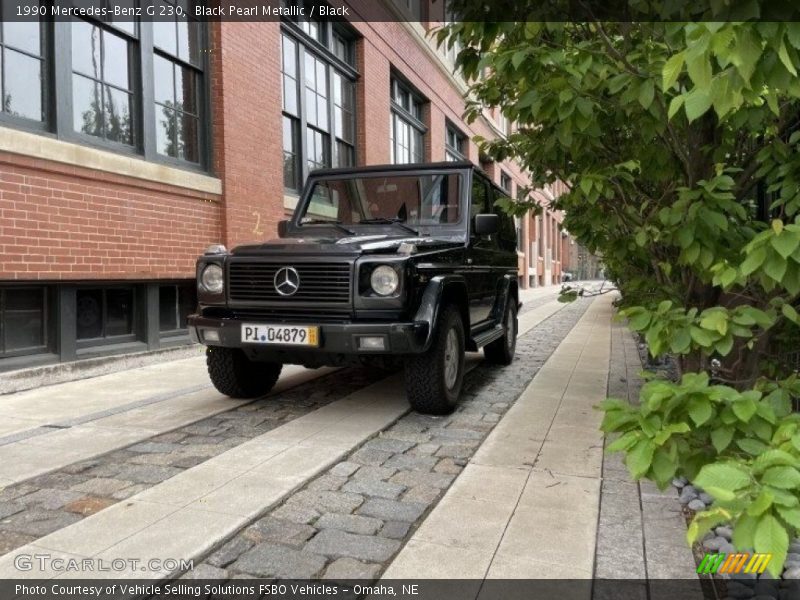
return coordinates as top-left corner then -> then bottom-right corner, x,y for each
231,233 -> 465,257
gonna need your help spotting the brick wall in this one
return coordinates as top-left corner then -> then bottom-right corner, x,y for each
215,21 -> 286,249
0,152 -> 221,281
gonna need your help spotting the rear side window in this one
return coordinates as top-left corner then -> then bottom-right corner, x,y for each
492,187 -> 518,253
471,175 -> 489,218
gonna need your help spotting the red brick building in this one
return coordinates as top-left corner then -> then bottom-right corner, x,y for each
0,1 -> 571,372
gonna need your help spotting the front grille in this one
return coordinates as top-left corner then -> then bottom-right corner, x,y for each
229,307 -> 352,323
228,261 -> 351,303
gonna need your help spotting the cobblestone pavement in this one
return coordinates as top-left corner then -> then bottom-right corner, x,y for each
0,366 -> 387,555
186,298 -> 592,581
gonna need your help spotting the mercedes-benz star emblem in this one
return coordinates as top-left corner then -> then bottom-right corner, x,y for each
274,267 -> 300,296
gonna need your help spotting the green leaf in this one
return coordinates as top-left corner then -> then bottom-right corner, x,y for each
695,462 -> 751,492
687,51 -> 713,88
638,79 -> 655,109
754,513 -> 789,577
628,310 -> 651,330
627,438 -> 656,479
772,232 -> 800,259
606,431 -> 639,453
690,326 -> 714,347
711,426 -> 734,452
670,328 -> 692,354
733,513 -> 759,548
662,52 -> 685,89
783,303 -> 800,324
748,489 -> 775,516
776,506 -> 800,529
762,466 -> 800,489
688,396 -> 713,426
683,89 -> 713,122
764,255 -> 788,282
737,438 -> 769,455
741,246 -> 767,275
778,41 -> 798,76
732,398 -> 758,422
668,95 -> 685,119
652,448 -> 677,483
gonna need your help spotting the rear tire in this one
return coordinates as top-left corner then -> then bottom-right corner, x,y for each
404,305 -> 465,415
484,300 -> 517,365
206,347 -> 282,399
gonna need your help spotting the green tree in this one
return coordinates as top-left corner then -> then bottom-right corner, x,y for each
441,8 -> 800,574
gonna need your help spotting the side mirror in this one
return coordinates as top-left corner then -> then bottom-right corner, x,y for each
277,220 -> 289,238
473,214 -> 500,236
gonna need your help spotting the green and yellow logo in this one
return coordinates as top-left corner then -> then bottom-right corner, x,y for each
697,553 -> 772,575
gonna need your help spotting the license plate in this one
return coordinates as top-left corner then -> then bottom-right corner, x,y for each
241,324 -> 319,347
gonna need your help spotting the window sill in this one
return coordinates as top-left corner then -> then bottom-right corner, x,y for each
0,126 -> 222,196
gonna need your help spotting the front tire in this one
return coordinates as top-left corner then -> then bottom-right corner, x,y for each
484,300 -> 517,365
206,347 -> 282,399
404,305 -> 465,415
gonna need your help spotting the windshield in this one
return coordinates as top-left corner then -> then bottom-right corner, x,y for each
297,172 -> 462,229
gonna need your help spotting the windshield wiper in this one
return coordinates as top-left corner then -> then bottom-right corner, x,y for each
359,218 -> 419,236
299,219 -> 356,235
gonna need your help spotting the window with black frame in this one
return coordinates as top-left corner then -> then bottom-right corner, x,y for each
0,287 -> 48,358
500,170 -> 512,194
390,77 -> 426,164
0,18 -> 46,124
445,121 -> 467,162
159,283 -> 195,335
0,4 -> 209,169
76,287 -> 135,343
153,0 -> 203,163
71,18 -> 136,147
281,20 -> 357,192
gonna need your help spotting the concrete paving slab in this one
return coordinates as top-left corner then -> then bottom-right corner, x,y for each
382,539 -> 492,579
32,500 -> 177,556
0,364 -> 335,484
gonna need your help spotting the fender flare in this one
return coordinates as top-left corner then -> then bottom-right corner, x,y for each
412,275 -> 469,351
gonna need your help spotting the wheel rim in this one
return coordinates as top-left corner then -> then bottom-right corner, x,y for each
506,309 -> 516,351
444,328 -> 459,390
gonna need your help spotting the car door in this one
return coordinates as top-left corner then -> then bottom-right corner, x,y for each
467,173 -> 495,327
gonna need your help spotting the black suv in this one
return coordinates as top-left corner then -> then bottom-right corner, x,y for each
188,162 -> 519,414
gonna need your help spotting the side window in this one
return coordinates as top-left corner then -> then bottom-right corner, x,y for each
471,175 -> 489,219
493,188 -> 518,252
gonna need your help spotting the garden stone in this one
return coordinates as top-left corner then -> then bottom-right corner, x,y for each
330,462 -> 360,478
679,485 -> 697,504
720,542 -> 736,554
726,582 -> 755,599
688,499 -> 706,511
699,492 -> 714,504
703,536 -> 727,551
716,526 -> 733,540
672,477 -> 688,488
784,567 -> 800,580
789,542 -> 800,554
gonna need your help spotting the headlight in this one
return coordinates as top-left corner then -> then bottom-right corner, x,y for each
370,265 -> 399,296
200,264 -> 224,294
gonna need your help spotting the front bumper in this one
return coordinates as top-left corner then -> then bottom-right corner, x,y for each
187,314 -> 430,355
